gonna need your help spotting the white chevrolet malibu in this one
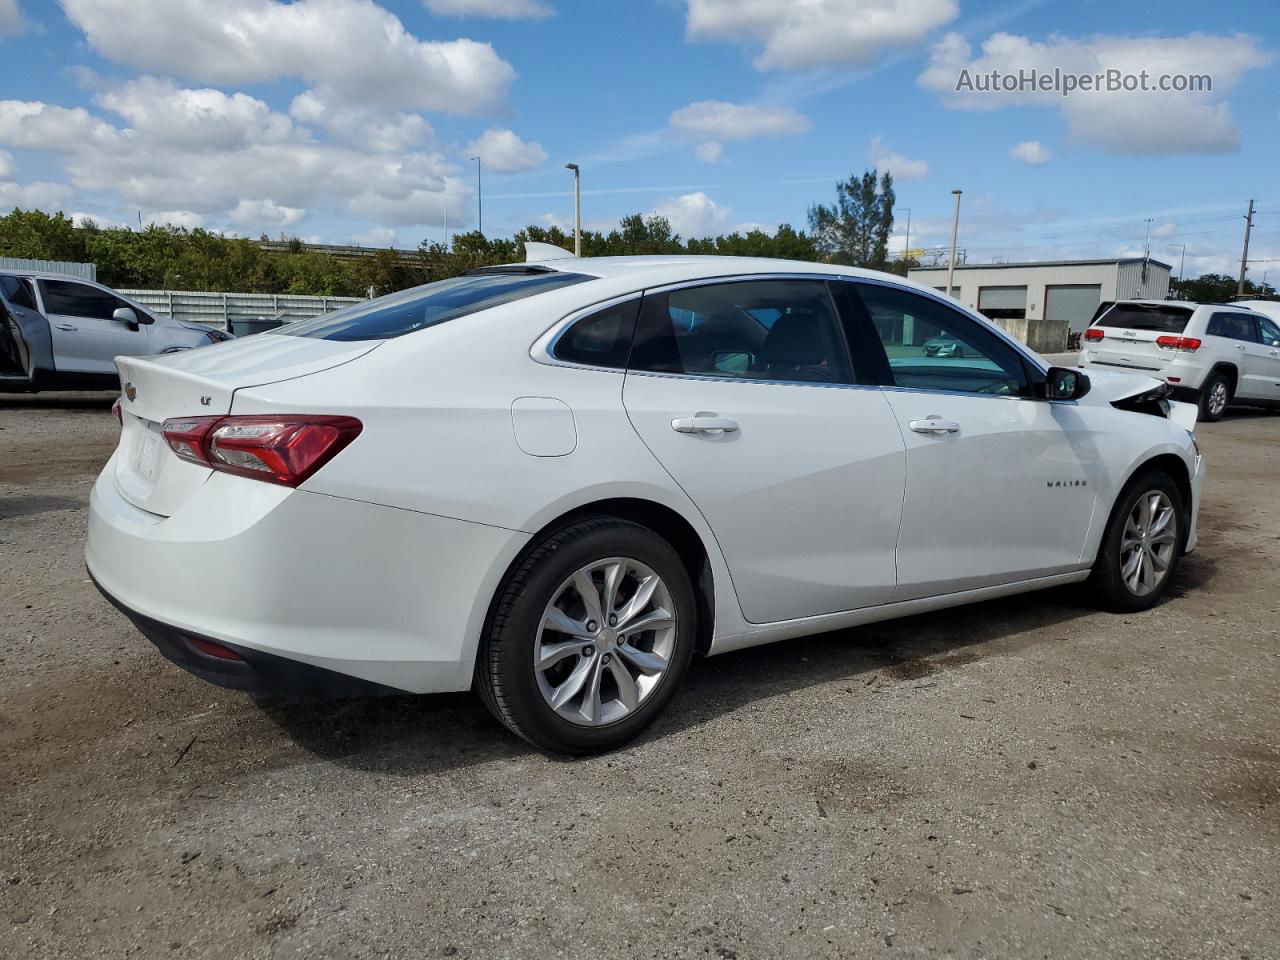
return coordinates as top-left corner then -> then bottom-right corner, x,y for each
87,250 -> 1204,754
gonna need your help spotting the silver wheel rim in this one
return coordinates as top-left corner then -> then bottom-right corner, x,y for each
535,558 -> 677,727
1208,381 -> 1228,416
1120,490 -> 1178,597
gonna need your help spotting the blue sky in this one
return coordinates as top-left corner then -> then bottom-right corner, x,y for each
0,0 -> 1277,279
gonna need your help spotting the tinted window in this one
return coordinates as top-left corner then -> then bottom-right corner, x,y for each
854,283 -> 1028,396
629,280 -> 851,384
280,271 -> 592,342
39,279 -> 123,320
1095,303 -> 1192,332
552,298 -> 640,368
1257,316 -> 1280,347
0,275 -> 37,310
1206,312 -> 1259,343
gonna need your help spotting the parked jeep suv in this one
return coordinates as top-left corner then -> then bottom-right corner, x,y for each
0,272 -> 232,392
1078,300 -> 1280,421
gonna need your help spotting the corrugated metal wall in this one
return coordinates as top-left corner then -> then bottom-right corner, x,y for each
0,257 -> 97,280
117,289 -> 365,330
1116,261 -> 1171,300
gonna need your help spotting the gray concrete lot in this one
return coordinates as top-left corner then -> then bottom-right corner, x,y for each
2,392 -> 1277,960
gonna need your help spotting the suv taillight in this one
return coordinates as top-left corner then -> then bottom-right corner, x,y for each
1083,328 -> 1104,342
161,415 -> 362,486
1155,336 -> 1202,352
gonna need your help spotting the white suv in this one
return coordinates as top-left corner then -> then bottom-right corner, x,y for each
1079,300 -> 1280,421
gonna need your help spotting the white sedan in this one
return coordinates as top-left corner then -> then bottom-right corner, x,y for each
87,250 -> 1203,754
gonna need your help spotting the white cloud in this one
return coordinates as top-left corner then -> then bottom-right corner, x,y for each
145,210 -> 205,229
0,179 -> 73,210
465,127 -> 548,173
228,199 -> 307,228
1011,139 -> 1051,165
669,100 -> 810,141
0,86 -> 466,229
0,0 -> 24,35
920,31 -> 1272,155
694,141 -> 723,163
423,0 -> 552,18
290,91 -> 432,153
653,192 -> 730,238
0,148 -> 13,179
352,226 -> 399,246
685,0 -> 958,71
868,134 -> 928,180
60,0 -> 515,114
1152,220 -> 1178,239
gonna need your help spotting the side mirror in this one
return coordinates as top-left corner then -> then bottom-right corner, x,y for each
111,306 -> 140,331
1041,366 -> 1091,402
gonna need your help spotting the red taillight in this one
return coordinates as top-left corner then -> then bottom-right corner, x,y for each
1083,328 -> 1104,342
161,414 -> 362,487
1155,335 -> 1201,352
187,636 -> 244,661
112,397 -> 123,425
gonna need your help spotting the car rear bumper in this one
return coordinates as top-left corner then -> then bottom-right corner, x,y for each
86,454 -> 530,695
1079,352 -> 1209,390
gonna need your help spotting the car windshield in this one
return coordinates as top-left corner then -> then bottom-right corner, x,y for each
279,270 -> 593,341
1094,304 -> 1192,332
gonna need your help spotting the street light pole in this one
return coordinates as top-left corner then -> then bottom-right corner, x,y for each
469,156 -> 483,236
901,207 -> 911,264
443,193 -> 448,251
564,163 -> 581,256
946,190 -> 962,299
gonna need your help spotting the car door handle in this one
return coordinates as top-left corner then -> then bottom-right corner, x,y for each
671,415 -> 739,435
54,323 -> 77,331
1236,344 -> 1246,351
908,417 -> 961,435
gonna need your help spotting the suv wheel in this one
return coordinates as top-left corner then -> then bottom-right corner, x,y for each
476,518 -> 696,755
1089,471 -> 1185,612
1200,372 -> 1231,421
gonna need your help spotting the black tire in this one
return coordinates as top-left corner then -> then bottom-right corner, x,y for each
1199,371 -> 1232,422
476,517 -> 697,755
1088,470 -> 1186,613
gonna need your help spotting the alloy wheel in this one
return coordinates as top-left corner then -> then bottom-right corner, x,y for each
1119,491 -> 1178,597
1208,380 -> 1228,417
534,557 -> 677,727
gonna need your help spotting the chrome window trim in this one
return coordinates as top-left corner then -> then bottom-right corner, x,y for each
531,291 -> 644,374
623,368 -> 880,392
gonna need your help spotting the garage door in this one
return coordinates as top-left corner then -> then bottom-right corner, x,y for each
977,285 -> 1027,320
1045,284 -> 1102,334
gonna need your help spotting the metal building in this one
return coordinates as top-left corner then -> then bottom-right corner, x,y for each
908,258 -> 1172,352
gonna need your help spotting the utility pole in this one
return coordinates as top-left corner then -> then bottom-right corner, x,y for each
901,207 -> 911,264
470,156 -> 483,236
1237,199 -> 1255,296
443,194 -> 448,251
564,163 -> 581,256
1142,217 -> 1152,285
946,190 -> 962,298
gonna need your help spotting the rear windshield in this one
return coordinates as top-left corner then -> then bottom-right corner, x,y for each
1094,303 -> 1192,333
278,270 -> 592,341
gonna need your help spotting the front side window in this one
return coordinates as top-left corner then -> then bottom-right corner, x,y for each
853,283 -> 1029,396
628,279 -> 852,384
0,275 -> 37,310
552,298 -> 640,368
39,279 -> 123,320
1257,316 -> 1280,347
281,270 -> 592,342
1206,312 -> 1259,343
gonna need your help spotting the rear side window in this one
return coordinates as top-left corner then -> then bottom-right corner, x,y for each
629,279 -> 852,384
1094,303 -> 1192,333
280,270 -> 592,342
552,298 -> 640,368
1258,317 -> 1280,347
1206,312 -> 1259,343
0,275 -> 37,310
39,279 -> 123,320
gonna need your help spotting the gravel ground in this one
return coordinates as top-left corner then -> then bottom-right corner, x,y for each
2,392 -> 1277,960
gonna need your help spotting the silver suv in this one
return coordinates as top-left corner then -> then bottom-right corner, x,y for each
0,272 -> 232,393
1078,300 -> 1280,421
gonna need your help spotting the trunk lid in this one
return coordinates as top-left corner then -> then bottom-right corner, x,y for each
1086,303 -> 1194,371
113,335 -> 379,516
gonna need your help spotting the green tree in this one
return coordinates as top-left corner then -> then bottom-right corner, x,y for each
1171,272 -> 1275,302
807,170 -> 895,269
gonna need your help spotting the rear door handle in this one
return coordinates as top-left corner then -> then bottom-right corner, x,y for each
54,323 -> 76,331
908,417 -> 961,435
671,415 -> 739,435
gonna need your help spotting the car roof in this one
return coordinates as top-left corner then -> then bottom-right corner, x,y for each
1112,298 -> 1260,312
0,269 -> 101,284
